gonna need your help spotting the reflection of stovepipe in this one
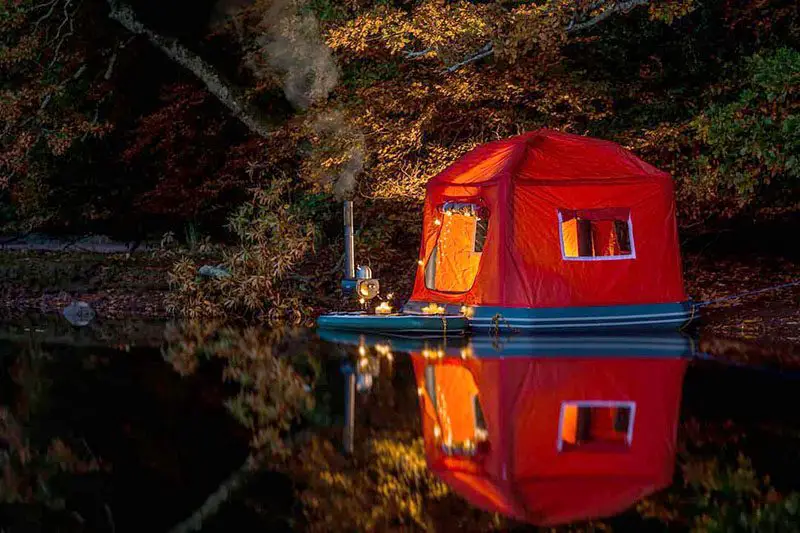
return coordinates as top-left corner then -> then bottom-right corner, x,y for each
339,340 -> 392,454
341,361 -> 356,454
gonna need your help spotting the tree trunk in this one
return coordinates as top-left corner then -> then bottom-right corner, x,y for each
105,0 -> 273,139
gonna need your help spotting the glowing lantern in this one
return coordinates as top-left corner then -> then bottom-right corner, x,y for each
375,301 -> 392,315
422,303 -> 445,315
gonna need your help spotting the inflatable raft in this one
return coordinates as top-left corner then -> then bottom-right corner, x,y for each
316,312 -> 469,334
317,300 -> 695,336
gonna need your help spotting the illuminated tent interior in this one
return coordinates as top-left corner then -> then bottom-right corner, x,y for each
411,354 -> 687,526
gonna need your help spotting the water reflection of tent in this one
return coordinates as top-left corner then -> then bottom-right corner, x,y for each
411,354 -> 687,526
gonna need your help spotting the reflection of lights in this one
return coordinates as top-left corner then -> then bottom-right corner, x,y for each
358,345 -> 366,356
422,303 -> 445,315
375,343 -> 391,356
434,219 -> 442,226
359,357 -> 368,368
441,438 -> 485,457
357,373 -> 373,392
358,297 -> 365,304
417,387 -> 424,396
460,346 -> 473,359
459,305 -> 474,318
475,428 -> 489,441
422,348 -> 444,360
433,425 -> 441,438
375,301 -> 392,315
375,342 -> 394,363
417,260 -> 424,266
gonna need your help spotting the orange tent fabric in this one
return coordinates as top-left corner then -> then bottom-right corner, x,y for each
409,129 -> 686,308
430,213 -> 482,292
411,355 -> 687,526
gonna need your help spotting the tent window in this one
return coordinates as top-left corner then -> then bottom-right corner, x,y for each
425,203 -> 487,293
558,209 -> 635,261
558,401 -> 635,452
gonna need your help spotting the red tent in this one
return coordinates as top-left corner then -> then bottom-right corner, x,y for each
406,130 -> 688,320
411,354 -> 687,526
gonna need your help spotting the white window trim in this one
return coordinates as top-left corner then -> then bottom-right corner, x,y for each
556,400 -> 636,452
557,210 -> 637,261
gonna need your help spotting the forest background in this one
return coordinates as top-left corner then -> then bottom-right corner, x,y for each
2,0 -> 798,320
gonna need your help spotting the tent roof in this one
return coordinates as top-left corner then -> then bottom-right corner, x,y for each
426,129 -> 669,189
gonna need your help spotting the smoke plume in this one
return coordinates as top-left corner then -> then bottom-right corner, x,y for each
212,0 -> 359,196
260,0 -> 339,109
308,111 -> 364,199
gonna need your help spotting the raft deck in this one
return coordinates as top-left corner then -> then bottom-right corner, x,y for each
316,312 -> 468,334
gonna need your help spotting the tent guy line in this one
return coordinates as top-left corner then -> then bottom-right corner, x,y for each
693,279 -> 800,309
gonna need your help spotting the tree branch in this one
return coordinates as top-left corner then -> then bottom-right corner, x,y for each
404,47 -> 432,58
403,41 -> 494,72
105,0 -> 273,139
167,454 -> 256,533
444,42 -> 494,73
103,39 -> 132,81
82,38 -> 128,141
33,0 -> 60,32
48,0 -> 79,67
440,0 -> 653,73
567,0 -> 652,34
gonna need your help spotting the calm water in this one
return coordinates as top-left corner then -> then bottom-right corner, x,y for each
2,317 -> 800,532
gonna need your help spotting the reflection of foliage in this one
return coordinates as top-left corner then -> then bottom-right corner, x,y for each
162,321 -> 315,455
0,341 -> 104,516
0,408 -> 102,509
289,432 -> 496,531
640,454 -> 800,532
163,323 -> 505,530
